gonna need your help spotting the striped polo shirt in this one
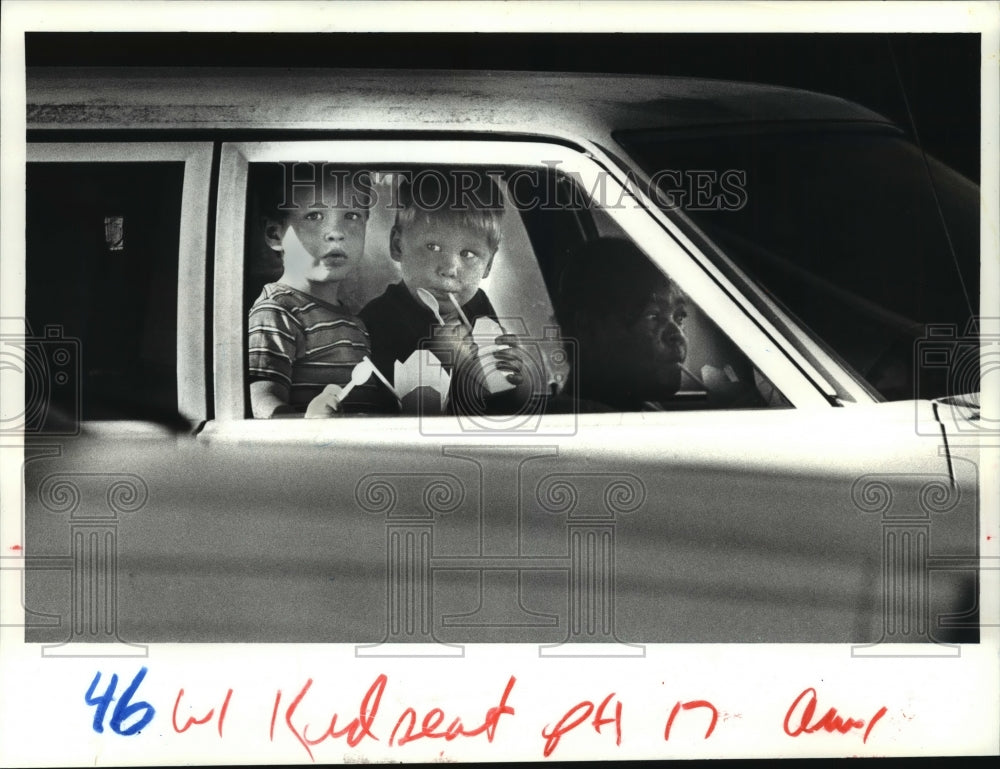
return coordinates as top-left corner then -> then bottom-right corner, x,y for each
248,283 -> 379,411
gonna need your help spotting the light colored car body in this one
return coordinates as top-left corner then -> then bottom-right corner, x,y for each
19,68 -> 981,645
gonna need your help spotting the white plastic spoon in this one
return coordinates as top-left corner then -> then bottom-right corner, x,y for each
336,358 -> 376,402
415,287 -> 446,325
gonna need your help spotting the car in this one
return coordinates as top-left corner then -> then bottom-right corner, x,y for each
16,67 -> 983,646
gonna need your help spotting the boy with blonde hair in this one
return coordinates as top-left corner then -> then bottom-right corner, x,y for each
360,169 -> 530,413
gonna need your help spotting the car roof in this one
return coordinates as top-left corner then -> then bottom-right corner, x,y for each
27,67 -> 892,141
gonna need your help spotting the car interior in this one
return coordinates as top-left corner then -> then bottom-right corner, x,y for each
241,163 -> 787,418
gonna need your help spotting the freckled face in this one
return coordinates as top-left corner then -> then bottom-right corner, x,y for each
392,218 -> 495,311
267,185 -> 367,285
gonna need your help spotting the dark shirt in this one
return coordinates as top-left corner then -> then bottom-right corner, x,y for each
359,281 -> 498,384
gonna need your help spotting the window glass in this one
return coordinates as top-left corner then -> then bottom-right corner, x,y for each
26,162 -> 183,420
618,127 -> 980,401
243,162 -> 787,419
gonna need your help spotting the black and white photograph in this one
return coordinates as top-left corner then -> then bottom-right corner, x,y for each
1,0 -> 997,764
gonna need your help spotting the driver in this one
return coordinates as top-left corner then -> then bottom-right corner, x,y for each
555,238 -> 690,411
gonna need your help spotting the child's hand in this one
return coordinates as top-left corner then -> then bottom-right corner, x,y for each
426,321 -> 478,372
488,334 -> 535,405
491,334 -> 527,386
457,334 -> 535,408
305,384 -> 344,418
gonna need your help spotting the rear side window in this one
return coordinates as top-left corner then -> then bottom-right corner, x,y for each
26,162 -> 183,420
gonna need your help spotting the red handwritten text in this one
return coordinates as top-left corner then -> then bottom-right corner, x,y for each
172,687 -> 233,737
541,692 -> 623,757
664,699 -> 719,741
389,676 -> 516,747
783,687 -> 888,743
272,674 -> 386,761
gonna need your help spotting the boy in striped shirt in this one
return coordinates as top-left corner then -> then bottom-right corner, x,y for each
248,171 -> 378,417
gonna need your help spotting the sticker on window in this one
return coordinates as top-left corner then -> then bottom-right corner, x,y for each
103,215 -> 124,251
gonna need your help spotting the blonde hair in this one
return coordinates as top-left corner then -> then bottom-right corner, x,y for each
394,169 -> 504,253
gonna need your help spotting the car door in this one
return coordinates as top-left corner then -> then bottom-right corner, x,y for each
17,142 -> 212,647
19,139 -> 976,647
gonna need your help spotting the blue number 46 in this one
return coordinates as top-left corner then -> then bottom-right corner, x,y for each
85,667 -> 156,736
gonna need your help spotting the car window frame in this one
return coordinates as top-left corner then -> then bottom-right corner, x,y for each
24,141 -> 214,428
210,139 -> 832,434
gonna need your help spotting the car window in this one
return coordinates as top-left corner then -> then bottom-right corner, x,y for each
617,126 -> 980,402
241,160 -> 789,418
24,144 -> 212,428
26,161 -> 183,422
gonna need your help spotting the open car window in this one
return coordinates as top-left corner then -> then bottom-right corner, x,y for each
618,126 -> 980,402
238,156 -> 790,421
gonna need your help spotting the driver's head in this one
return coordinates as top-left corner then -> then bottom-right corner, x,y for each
558,238 -> 689,407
